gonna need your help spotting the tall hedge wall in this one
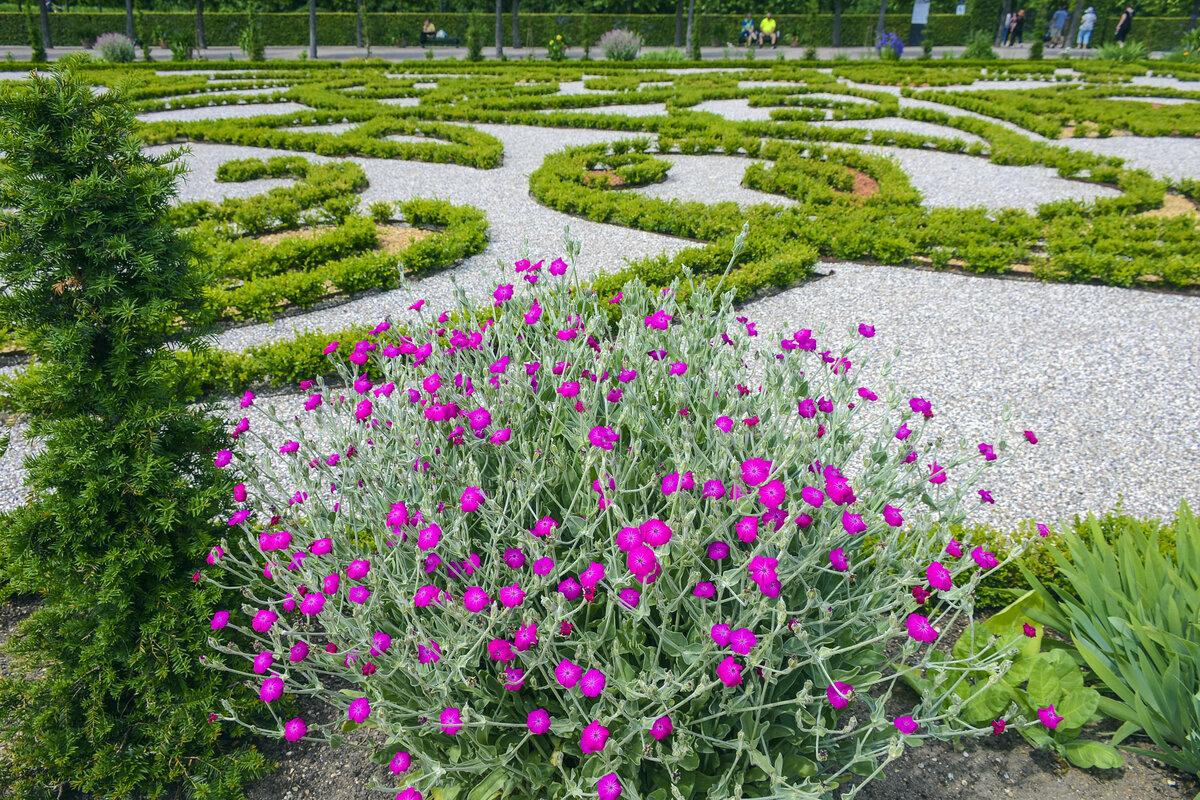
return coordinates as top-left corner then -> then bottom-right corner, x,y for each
0,11 -> 1194,49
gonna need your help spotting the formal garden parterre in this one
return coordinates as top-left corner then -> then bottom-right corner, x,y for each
0,53 -> 1198,800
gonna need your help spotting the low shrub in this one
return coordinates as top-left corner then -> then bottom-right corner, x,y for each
961,30 -> 999,59
94,31 -> 135,63
599,27 -> 643,61
203,252 -> 1034,799
1095,40 -> 1149,61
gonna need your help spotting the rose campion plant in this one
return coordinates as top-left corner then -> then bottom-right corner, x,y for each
204,240 -> 1030,800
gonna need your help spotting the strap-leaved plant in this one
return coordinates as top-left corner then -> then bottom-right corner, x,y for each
0,58 -> 267,800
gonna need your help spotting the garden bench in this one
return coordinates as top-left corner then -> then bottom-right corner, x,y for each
420,32 -> 461,46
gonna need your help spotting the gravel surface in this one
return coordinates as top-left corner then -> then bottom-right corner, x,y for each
537,103 -> 669,116
1106,96 -> 1198,104
1057,136 -> 1200,181
159,87 -> 288,103
811,116 -> 988,145
1129,75 -> 1200,90
631,154 -> 794,207
690,98 -> 779,121
554,80 -> 617,96
137,102 -> 313,123
833,144 -> 1121,210
837,79 -> 1051,141
741,261 -> 1200,530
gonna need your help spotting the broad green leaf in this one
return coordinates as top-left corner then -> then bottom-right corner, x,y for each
1056,686 -> 1100,730
1045,648 -> 1084,695
466,769 -> 509,800
1063,739 -> 1124,769
964,684 -> 1010,726
1027,656 -> 1063,708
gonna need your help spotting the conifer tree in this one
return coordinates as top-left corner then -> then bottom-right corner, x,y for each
0,58 -> 266,800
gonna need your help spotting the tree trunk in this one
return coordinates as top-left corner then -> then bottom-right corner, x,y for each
875,0 -> 888,40
833,0 -> 842,46
39,0 -> 52,49
356,0 -> 363,47
996,0 -> 1013,44
196,0 -> 206,49
684,0 -> 695,53
1190,0 -> 1198,30
1066,0 -> 1085,45
125,0 -> 134,39
495,0 -> 503,56
674,0 -> 684,47
512,0 -> 520,48
308,0 -> 317,58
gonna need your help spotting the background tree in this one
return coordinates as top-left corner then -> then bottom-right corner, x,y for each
0,57 -> 267,800
875,0 -> 888,40
834,0 -> 843,46
357,0 -> 364,46
512,0 -> 520,48
308,0 -> 317,57
38,0 -> 51,50
125,0 -> 133,39
495,0 -> 503,56
675,0 -> 684,46
685,0 -> 695,53
196,0 -> 206,48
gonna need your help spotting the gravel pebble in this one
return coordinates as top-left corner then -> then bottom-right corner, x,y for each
630,154 -> 793,208
810,116 -> 987,145
1106,96 -> 1198,105
1057,136 -> 1200,181
537,103 -> 669,117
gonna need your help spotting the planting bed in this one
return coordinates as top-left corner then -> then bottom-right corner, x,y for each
1,57 -> 1199,800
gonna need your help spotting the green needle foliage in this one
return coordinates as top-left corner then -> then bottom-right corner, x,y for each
0,58 -> 268,800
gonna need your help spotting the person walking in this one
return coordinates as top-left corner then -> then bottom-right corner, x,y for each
1048,4 -> 1069,47
1012,9 -> 1026,44
760,12 -> 778,47
1114,4 -> 1134,45
1077,5 -> 1097,47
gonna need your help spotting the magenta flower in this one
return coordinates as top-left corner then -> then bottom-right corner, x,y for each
858,323 -> 875,338
527,708 -> 551,735
347,697 -> 371,724
240,390 -> 255,408
829,548 -> 850,571
493,283 -> 513,305
503,548 -> 526,569
747,556 -> 777,586
978,442 -> 997,461
580,721 -> 610,754
347,559 -> 370,580
668,362 -> 687,375
417,641 -> 442,664
946,539 -> 963,558
650,715 -> 674,741
533,557 -> 554,575
1037,523 -> 1050,537
827,682 -> 854,710
283,717 -> 307,742
1024,430 -> 1038,444
927,561 -> 953,591
388,751 -> 412,774
371,632 -> 392,656
580,669 -> 607,697
708,541 -> 730,560
906,613 -> 939,643
757,479 -> 786,508
323,341 -> 339,355
460,487 -> 486,513
979,489 -> 995,504
440,707 -> 463,735
322,574 -> 340,595
616,526 -> 643,552
842,511 -> 866,535
464,587 -> 490,613
801,486 -> 825,508
735,515 -> 759,543
417,524 -> 442,551
619,588 -> 641,608
714,416 -> 734,433
252,609 -> 277,633
1024,623 -> 1037,638
928,462 -> 947,484
556,659 -> 583,688
703,479 -> 727,499
693,582 -> 715,599
214,449 -> 232,469
588,426 -> 619,450
896,423 -> 912,440
641,518 -> 672,547
531,516 -> 558,538
597,773 -> 622,800
797,398 -> 816,418
883,505 -> 904,527
550,257 -> 568,275
717,656 -> 743,688
711,623 -> 732,646
894,715 -> 918,734
795,513 -> 813,529
970,546 -> 998,569
580,561 -> 606,589
514,622 -> 538,651
354,399 -> 373,422
300,592 -> 326,616
466,408 -> 492,432
1038,705 -> 1063,729
259,676 -> 283,703
626,544 -> 658,581
645,310 -> 672,330
660,472 -> 680,495
310,538 -> 332,555
348,586 -> 371,604
558,578 -> 582,601
289,641 -> 309,662
740,458 -> 772,487
910,397 -> 933,417
524,300 -> 543,325
499,584 -> 526,608
253,651 -> 274,674
729,628 -> 758,655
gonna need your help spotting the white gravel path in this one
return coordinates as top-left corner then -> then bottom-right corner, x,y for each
630,154 -> 795,208
1106,96 -> 1197,105
832,144 -> 1120,211
538,103 -> 669,117
137,102 -> 313,123
554,81 -> 617,96
837,79 -> 1051,141
810,117 -> 988,146
1056,136 -> 1200,181
1130,75 -> 1200,91
158,87 -> 286,103
690,98 -> 779,121
740,262 -> 1200,530
377,97 -> 421,107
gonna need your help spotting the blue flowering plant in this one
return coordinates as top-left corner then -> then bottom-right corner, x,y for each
876,31 -> 905,60
203,231 -> 1041,800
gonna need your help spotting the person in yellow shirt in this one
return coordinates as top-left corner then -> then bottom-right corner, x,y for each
760,13 -> 778,47
421,18 -> 436,46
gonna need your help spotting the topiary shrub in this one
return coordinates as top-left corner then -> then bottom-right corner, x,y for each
961,30 -> 998,59
599,27 -> 642,60
95,31 -> 136,62
0,57 -> 268,800
203,234 -> 1038,800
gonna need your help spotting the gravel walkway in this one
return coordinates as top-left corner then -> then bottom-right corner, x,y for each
810,117 -> 988,145
741,262 -> 1200,530
1057,136 -> 1200,181
137,102 -> 313,123
630,154 -> 795,207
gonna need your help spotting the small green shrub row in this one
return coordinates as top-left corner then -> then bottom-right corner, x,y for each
202,214 -> 380,282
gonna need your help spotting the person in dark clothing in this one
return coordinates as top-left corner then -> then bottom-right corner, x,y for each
1114,4 -> 1135,45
